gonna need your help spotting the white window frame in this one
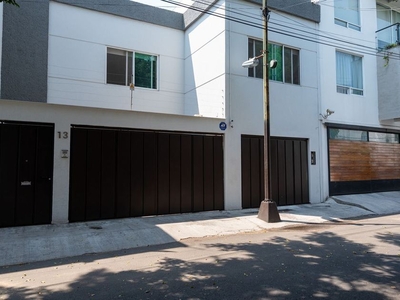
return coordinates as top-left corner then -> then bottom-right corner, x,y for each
336,51 -> 363,96
334,0 -> 361,31
106,47 -> 159,90
106,48 -> 133,86
133,51 -> 158,90
248,38 -> 300,85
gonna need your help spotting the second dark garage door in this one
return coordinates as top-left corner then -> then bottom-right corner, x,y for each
241,135 -> 309,208
69,126 -> 224,222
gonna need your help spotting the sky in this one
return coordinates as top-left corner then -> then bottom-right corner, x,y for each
131,0 -> 194,13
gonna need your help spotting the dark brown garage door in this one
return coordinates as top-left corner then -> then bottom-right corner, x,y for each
0,121 -> 54,228
69,126 -> 224,222
241,135 -> 309,208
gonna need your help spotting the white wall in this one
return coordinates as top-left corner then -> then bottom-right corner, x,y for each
0,99 -> 224,224
184,1 -> 226,118
224,1 -> 322,207
318,0 -> 379,127
48,2 -> 185,115
317,0 -> 382,198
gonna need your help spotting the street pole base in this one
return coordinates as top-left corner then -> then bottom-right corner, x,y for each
258,200 -> 281,223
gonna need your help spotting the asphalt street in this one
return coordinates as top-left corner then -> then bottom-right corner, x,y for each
1,214 -> 399,300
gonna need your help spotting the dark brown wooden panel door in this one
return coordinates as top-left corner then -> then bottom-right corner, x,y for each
101,130 -> 116,219
180,135 -> 192,213
85,129 -> 102,221
169,134 -> 181,214
192,135 -> 204,212
0,122 -> 54,228
241,136 -> 264,208
143,132 -> 157,216
69,127 -> 224,222
69,128 -> 87,222
157,133 -> 170,215
130,132 -> 144,217
33,126 -> 54,225
116,131 -> 131,218
213,136 -> 224,210
241,135 -> 309,208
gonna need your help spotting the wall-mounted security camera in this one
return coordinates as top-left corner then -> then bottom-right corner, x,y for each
320,108 -> 335,120
326,109 -> 335,115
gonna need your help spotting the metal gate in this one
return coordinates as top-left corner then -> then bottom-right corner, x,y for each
241,135 -> 309,208
0,121 -> 54,227
69,126 -> 224,222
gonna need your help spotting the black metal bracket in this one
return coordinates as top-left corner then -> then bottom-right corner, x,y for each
261,7 -> 271,19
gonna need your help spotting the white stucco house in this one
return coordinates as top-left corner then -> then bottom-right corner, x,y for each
0,0 -> 398,228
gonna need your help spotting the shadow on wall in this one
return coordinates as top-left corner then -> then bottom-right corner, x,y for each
184,37 -> 200,116
0,228 -> 399,298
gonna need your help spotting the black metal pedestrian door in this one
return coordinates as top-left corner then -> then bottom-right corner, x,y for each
0,122 -> 54,227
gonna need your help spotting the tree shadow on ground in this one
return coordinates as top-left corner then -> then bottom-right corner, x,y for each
1,229 -> 399,299
375,232 -> 400,248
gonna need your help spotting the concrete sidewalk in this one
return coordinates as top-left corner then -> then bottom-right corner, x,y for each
0,191 -> 399,267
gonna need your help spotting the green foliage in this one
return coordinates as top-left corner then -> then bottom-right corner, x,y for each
384,43 -> 398,50
383,54 -> 390,67
1,0 -> 20,7
382,43 -> 398,67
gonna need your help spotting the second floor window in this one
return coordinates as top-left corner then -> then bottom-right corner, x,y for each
107,47 -> 158,89
334,0 -> 360,31
107,48 -> 132,86
248,39 -> 300,85
336,51 -> 363,95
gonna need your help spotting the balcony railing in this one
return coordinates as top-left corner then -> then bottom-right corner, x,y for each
376,22 -> 400,50
337,85 -> 363,96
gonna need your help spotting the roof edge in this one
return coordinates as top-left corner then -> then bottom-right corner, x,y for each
183,0 -> 320,30
249,0 -> 321,23
53,0 -> 185,30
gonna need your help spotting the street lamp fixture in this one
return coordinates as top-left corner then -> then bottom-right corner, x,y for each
242,56 -> 278,69
242,0 -> 281,223
242,57 -> 260,68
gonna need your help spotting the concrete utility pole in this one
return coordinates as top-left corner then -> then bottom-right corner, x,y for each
257,0 -> 281,222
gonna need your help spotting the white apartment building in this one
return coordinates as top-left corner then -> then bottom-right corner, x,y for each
0,0 -> 398,228
318,0 -> 400,196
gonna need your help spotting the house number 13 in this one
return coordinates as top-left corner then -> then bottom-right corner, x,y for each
57,131 -> 69,139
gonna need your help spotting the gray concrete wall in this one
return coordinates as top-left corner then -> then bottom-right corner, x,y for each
184,0 -> 320,30
377,47 -> 400,121
248,0 -> 320,23
183,0 -> 218,28
54,0 -> 184,30
1,0 -> 49,102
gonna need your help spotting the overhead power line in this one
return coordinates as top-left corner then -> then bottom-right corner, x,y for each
161,0 -> 400,61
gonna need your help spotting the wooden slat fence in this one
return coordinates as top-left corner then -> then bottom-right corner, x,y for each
329,140 -> 400,182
